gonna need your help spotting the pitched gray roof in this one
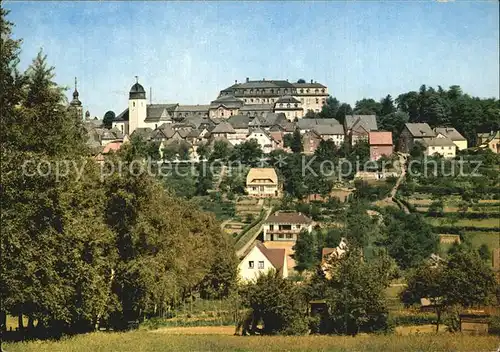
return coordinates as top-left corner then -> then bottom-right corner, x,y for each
293,82 -> 327,89
131,127 -> 154,139
114,108 -> 129,121
249,112 -> 287,128
239,104 -> 274,112
181,115 -> 215,129
421,137 -> 456,147
223,80 -> 295,91
405,123 -> 435,137
210,95 -> 244,109
346,115 -> 378,132
145,104 -> 177,122
227,114 -> 251,129
434,127 -> 466,141
211,121 -> 236,134
176,105 -> 210,112
313,124 -> 344,135
297,118 -> 340,130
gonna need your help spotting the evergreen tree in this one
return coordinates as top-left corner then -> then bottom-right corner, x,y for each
290,128 -> 303,154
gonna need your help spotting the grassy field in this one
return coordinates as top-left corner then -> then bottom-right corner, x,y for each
426,217 -> 500,228
3,330 -> 500,352
467,231 -> 500,250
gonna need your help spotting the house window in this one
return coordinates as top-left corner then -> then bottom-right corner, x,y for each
278,234 -> 284,239
258,261 -> 264,269
251,99 -> 254,102
269,225 -> 274,231
300,89 -> 303,93
316,98 -> 319,104
133,102 -> 136,107
248,261 -> 254,269
322,89 -> 325,93
286,234 -> 293,239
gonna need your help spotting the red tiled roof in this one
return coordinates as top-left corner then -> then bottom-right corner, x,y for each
321,248 -> 335,260
256,242 -> 286,275
265,211 -> 312,224
102,141 -> 123,154
369,131 -> 393,146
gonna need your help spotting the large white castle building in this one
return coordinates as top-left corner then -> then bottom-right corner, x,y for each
112,77 -> 329,136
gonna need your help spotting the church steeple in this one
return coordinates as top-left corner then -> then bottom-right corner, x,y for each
70,77 -> 82,107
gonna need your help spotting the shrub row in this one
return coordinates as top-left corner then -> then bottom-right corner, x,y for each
142,317 -> 235,330
422,211 -> 500,219
388,313 -> 436,326
407,185 -> 499,196
431,225 -> 500,233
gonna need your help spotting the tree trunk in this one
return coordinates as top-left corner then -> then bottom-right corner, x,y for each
0,310 -> 6,332
17,313 -> 24,334
435,309 -> 441,333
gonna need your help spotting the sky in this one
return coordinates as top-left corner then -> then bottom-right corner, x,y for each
5,1 -> 500,118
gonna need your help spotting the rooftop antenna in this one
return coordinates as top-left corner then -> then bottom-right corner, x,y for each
135,75 -> 138,84
150,86 -> 152,104
74,77 -> 78,91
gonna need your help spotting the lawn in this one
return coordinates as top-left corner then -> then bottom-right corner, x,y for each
3,330 -> 499,352
466,231 -> 500,250
426,217 -> 500,228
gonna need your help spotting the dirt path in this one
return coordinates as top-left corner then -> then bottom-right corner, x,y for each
151,326 -> 235,335
378,153 -> 410,213
215,164 -> 228,191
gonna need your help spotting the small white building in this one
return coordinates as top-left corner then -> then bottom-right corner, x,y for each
238,241 -> 288,282
246,168 -> 279,197
263,211 -> 313,241
421,137 -> 457,158
246,128 -> 278,154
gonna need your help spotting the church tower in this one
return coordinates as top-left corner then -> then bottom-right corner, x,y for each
69,77 -> 83,119
128,76 -> 147,135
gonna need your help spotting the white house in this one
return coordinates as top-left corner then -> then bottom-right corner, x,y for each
434,127 -> 468,150
421,137 -> 457,158
238,241 -> 288,282
263,211 -> 313,241
246,128 -> 278,154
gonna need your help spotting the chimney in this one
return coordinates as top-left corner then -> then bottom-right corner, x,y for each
246,77 -> 249,83
310,79 -> 313,83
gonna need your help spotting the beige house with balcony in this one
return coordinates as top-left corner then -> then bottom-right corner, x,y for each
246,168 -> 279,197
263,211 -> 313,241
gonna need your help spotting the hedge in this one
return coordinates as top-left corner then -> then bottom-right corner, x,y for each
431,225 -> 500,233
388,313 -> 436,326
422,212 -> 500,219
